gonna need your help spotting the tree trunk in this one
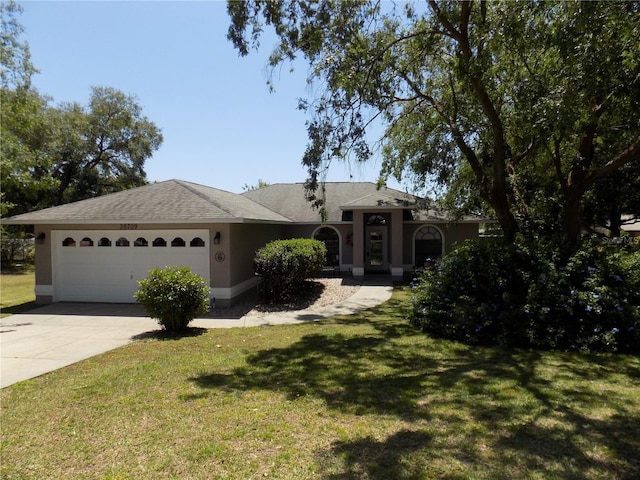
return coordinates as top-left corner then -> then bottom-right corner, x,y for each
493,198 -> 519,243
563,190 -> 583,250
608,202 -> 622,237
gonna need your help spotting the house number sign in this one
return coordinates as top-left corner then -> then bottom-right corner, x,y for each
215,251 -> 225,262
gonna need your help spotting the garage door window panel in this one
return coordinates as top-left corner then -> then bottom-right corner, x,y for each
116,237 -> 130,247
171,237 -> 186,247
190,237 -> 205,247
62,237 -> 76,247
134,237 -> 148,247
98,237 -> 111,247
80,237 -> 94,247
153,237 -> 167,247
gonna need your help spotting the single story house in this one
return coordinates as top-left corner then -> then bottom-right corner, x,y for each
3,180 -> 483,307
621,215 -> 640,237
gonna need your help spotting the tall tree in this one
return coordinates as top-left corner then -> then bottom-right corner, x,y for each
0,0 -> 52,218
0,87 -> 56,216
0,0 -> 36,90
228,0 -> 640,247
1,1 -> 163,217
48,86 -> 163,206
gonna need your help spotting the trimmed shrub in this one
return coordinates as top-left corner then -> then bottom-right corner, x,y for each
254,238 -> 327,302
134,266 -> 210,332
411,237 -> 640,353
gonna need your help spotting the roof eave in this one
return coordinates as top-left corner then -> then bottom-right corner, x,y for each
1,217 -> 292,226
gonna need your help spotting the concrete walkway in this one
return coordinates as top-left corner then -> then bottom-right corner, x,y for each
0,279 -> 393,388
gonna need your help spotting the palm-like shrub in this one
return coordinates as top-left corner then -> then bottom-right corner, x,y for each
134,266 -> 210,332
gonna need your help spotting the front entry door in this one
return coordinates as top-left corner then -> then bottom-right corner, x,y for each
365,226 -> 388,272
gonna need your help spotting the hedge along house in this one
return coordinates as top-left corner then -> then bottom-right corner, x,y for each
3,179 -> 483,307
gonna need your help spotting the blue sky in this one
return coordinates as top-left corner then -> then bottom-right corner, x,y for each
17,0 -> 402,193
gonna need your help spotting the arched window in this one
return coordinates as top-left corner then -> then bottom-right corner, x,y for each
190,237 -> 205,247
80,237 -> 94,247
414,226 -> 443,266
366,214 -> 387,225
314,227 -> 340,267
62,237 -> 76,247
171,237 -> 186,247
116,237 -> 130,247
98,237 -> 111,247
134,237 -> 148,247
153,237 -> 167,247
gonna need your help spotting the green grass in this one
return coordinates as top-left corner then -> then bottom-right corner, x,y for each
0,268 -> 36,317
1,287 -> 639,479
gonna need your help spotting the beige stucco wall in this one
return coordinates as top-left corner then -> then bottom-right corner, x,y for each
32,219 -> 481,305
228,223 -> 285,286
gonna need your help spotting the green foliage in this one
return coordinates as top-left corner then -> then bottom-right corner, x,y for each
228,1 -> 640,248
254,238 -> 327,302
241,178 -> 270,192
134,266 -> 210,332
0,230 -> 34,266
411,238 -> 640,353
0,0 -> 37,89
1,3 -> 162,218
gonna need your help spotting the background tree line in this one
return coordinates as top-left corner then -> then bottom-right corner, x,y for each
1,0 -> 162,222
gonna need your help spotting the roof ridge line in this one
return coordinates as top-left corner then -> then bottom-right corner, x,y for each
174,180 -> 239,217
176,179 -> 292,222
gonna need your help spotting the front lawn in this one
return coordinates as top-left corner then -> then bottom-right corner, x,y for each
0,269 -> 36,317
1,288 -> 639,479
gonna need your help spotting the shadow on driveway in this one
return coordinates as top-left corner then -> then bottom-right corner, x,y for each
14,302 -> 149,317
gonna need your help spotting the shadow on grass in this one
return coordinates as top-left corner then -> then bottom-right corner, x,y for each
131,327 -> 207,341
318,430 -> 433,480
189,290 -> 640,478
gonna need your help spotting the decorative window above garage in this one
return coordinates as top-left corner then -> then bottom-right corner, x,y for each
153,237 -> 167,247
116,237 -> 129,247
172,237 -> 186,247
134,237 -> 148,247
190,237 -> 205,247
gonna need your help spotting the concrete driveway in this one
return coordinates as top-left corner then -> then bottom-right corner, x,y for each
0,303 -> 161,388
0,281 -> 394,388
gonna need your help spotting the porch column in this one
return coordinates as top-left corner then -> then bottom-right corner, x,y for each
352,211 -> 364,278
390,209 -> 404,281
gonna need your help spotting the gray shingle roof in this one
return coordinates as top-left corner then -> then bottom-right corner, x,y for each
242,182 -> 481,222
244,182 -> 417,222
2,180 -> 291,224
3,180 -> 484,225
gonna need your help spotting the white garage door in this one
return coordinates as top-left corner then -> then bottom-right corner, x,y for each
52,229 -> 210,303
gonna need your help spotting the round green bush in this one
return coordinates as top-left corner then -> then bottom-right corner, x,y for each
134,266 -> 211,332
254,238 -> 327,302
411,237 -> 640,353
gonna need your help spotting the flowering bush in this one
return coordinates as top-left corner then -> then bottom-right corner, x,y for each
411,237 -> 640,353
134,266 -> 210,332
